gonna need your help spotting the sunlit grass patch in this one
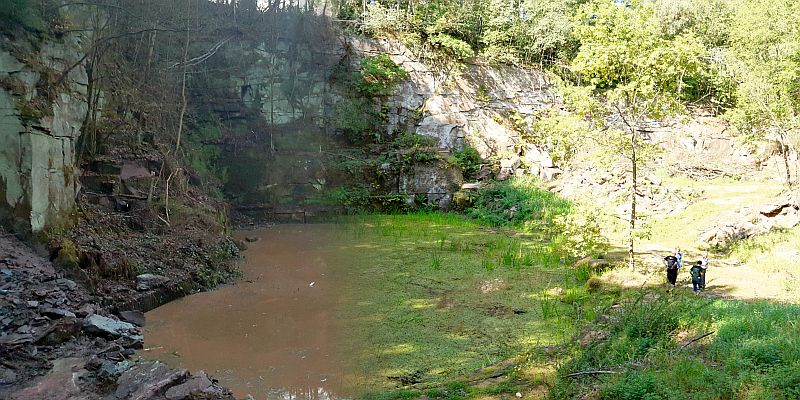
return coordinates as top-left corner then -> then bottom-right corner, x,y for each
552,293 -> 800,399
333,212 -> 606,392
640,179 -> 782,250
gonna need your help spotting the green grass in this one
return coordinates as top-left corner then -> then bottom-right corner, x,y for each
551,293 -> 800,399
730,225 -> 800,269
326,209 -> 800,399
639,178 -> 782,251
325,169 -> 799,398
725,225 -> 800,299
332,212 -> 613,392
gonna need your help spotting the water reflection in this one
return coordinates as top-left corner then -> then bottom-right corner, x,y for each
266,386 -> 336,400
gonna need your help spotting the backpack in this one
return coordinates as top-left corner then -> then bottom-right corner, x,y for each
664,255 -> 678,270
690,265 -> 703,278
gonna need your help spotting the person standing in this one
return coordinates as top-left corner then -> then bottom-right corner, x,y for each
674,247 -> 683,270
664,253 -> 679,290
699,251 -> 709,290
689,261 -> 704,294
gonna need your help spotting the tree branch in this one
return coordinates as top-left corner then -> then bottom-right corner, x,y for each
167,34 -> 239,70
57,28 -> 195,85
678,331 -> 715,351
564,370 -> 616,378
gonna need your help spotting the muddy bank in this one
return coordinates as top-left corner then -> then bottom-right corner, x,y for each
0,234 -> 235,400
141,225 -> 347,400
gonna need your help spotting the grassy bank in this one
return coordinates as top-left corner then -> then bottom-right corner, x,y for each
332,211 -> 618,396
333,212 -> 800,399
328,177 -> 799,399
727,226 -> 800,300
552,293 -> 800,399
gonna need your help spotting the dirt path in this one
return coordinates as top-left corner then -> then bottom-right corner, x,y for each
603,180 -> 797,302
603,247 -> 791,301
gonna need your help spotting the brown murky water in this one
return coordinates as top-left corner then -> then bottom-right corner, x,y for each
141,225 -> 346,400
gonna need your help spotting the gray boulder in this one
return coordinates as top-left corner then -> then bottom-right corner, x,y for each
135,274 -> 170,291
41,308 -> 77,319
82,314 -> 142,341
99,360 -> 132,380
541,167 -> 562,181
165,371 -> 213,400
119,310 -> 146,327
0,366 -> 17,385
113,361 -> 187,400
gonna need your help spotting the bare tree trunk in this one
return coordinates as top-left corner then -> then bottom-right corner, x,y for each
629,128 -> 637,270
146,25 -> 158,72
615,102 -> 639,271
175,4 -> 191,153
779,131 -> 792,187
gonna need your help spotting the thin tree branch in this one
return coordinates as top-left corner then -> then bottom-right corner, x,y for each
564,370 -> 616,378
678,331 -> 715,351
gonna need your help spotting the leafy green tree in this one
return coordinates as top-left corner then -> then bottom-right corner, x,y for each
570,0 -> 705,269
725,0 -> 800,187
351,0 -> 581,66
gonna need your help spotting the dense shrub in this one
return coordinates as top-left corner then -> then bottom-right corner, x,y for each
449,145 -> 482,180
357,54 -> 408,96
466,176 -> 570,228
334,98 -> 381,144
342,0 -> 580,66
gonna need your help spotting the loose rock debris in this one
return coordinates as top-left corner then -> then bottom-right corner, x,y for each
0,235 -> 234,400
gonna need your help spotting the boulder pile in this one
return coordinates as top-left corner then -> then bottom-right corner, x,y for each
699,190 -> 800,248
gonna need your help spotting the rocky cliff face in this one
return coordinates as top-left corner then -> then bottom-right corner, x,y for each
192,31 -> 564,212
0,34 -> 88,233
351,37 -> 560,181
198,15 -> 347,215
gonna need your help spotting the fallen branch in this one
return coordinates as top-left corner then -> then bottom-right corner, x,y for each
156,214 -> 170,227
564,370 -> 616,378
167,34 -> 238,70
83,191 -> 149,200
678,330 -> 715,351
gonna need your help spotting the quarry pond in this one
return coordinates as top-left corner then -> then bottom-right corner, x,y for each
141,225 -> 348,400
137,214 -> 580,399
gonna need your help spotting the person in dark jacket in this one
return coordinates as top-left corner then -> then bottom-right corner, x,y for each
690,261 -> 704,293
699,251 -> 709,290
664,254 -> 679,289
